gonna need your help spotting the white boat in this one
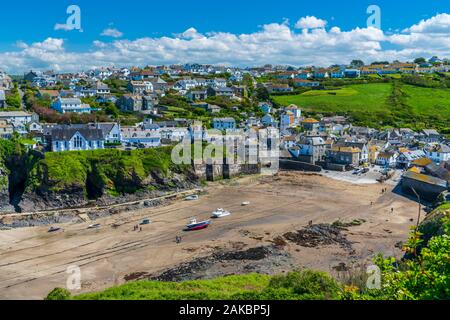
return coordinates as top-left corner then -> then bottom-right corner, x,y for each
241,201 -> 250,206
185,195 -> 199,201
211,208 -> 231,218
88,223 -> 101,229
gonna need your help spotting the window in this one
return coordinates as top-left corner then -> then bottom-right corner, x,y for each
74,135 -> 83,148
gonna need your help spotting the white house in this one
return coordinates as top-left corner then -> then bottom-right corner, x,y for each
397,149 -> 427,168
50,125 -> 105,152
95,82 -> 110,96
0,111 -> 34,124
97,123 -> 121,144
121,127 -> 161,147
425,144 -> 450,164
161,127 -> 189,143
52,98 -> 92,114
28,121 -> 43,133
376,151 -> 398,167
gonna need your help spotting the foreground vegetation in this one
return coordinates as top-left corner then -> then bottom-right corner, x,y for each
47,202 -> 450,300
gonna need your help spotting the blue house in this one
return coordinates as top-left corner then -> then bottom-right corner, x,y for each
344,69 -> 361,78
259,102 -> 272,114
293,79 -> 320,87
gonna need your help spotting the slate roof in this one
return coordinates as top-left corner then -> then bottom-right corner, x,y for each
51,125 -> 105,141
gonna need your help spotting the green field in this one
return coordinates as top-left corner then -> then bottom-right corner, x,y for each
272,83 -> 450,130
273,83 -> 392,113
403,85 -> 450,117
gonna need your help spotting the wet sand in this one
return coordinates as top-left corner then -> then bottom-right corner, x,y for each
0,172 -> 418,299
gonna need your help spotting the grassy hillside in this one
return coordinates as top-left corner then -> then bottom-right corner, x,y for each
403,85 -> 450,117
272,82 -> 450,130
28,147 -> 193,198
273,83 -> 392,114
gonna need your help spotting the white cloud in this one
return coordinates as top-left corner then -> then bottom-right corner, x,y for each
295,16 -> 327,29
403,13 -> 450,33
1,13 -> 450,73
101,28 -> 123,38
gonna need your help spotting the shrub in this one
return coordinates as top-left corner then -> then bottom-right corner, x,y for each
267,270 -> 341,300
45,288 -> 72,300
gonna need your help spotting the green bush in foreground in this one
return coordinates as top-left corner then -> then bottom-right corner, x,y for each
45,288 -> 71,300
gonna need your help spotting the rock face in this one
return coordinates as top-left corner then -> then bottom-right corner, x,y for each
123,246 -> 292,283
19,186 -> 88,212
0,164 -> 14,213
16,170 -> 199,213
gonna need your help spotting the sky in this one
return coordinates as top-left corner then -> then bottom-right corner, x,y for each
0,0 -> 449,73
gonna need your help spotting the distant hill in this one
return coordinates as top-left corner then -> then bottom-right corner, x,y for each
273,82 -> 450,131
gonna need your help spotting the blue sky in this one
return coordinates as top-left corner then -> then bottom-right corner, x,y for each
1,0 -> 447,50
1,0 -> 449,72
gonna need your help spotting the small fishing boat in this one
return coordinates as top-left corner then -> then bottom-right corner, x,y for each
185,218 -> 210,231
88,223 -> 101,229
241,201 -> 250,206
48,226 -> 61,233
185,195 -> 199,201
140,218 -> 151,225
211,208 -> 231,218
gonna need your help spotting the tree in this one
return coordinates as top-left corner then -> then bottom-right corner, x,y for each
350,60 -> 365,68
414,57 -> 426,64
256,87 -> 270,101
371,61 -> 389,65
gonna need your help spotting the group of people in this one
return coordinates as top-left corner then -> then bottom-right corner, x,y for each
133,225 -> 142,232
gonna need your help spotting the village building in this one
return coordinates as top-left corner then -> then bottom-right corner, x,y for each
213,117 -> 236,130
290,136 -> 327,165
397,150 -> 427,168
301,118 -> 320,132
0,111 -> 36,124
424,144 -> 450,164
121,126 -> 161,147
0,120 -> 13,139
51,97 -> 92,114
49,124 -> 105,152
376,151 -> 398,167
186,90 -> 208,101
401,171 -> 448,201
0,90 -> 5,108
207,86 -> 234,98
326,146 -> 361,168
